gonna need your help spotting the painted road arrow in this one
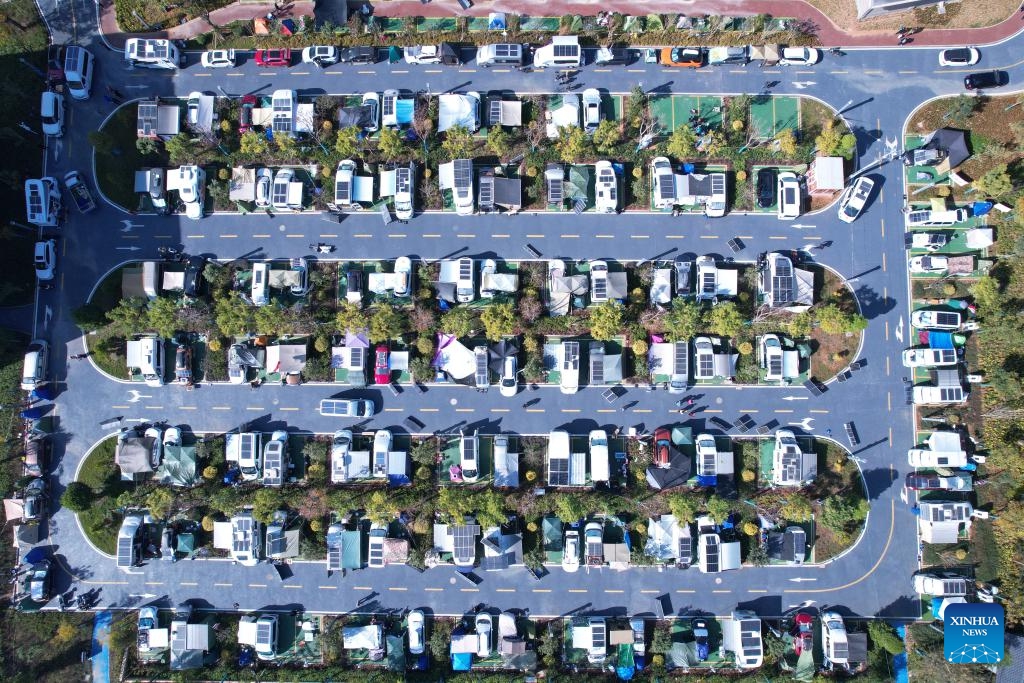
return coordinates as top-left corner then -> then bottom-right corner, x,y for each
788,577 -> 818,583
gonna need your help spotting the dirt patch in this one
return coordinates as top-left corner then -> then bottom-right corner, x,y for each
810,269 -> 863,380
810,0 -> 1017,32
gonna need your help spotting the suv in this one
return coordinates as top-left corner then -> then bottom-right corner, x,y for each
776,172 -> 801,219
302,45 -> 338,66
756,168 -> 776,209
582,88 -> 602,134
499,356 -> 518,397
339,47 -> 376,64
40,91 -> 65,137
964,70 -> 1008,90
255,49 -> 291,67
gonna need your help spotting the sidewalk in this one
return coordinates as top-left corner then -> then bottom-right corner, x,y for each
100,0 -> 1024,48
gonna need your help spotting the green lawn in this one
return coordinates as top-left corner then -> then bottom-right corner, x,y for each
77,437 -> 132,555
94,107 -> 168,210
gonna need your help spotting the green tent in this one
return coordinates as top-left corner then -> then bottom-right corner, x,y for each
157,444 -> 198,487
176,533 -> 195,557
386,634 -> 406,672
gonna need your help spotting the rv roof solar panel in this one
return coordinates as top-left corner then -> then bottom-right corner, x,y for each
273,182 -> 289,206
383,96 -> 395,117
711,174 -> 725,193
701,452 -> 716,475
780,451 -> 798,481
117,536 -> 134,566
554,43 -> 577,57
548,177 -> 564,203
549,456 -> 569,486
396,167 -> 411,193
592,622 -> 607,648
478,174 -> 494,209
936,312 -> 960,327
475,353 -> 488,386
832,641 -> 849,661
495,44 -> 515,58
27,192 -> 43,217
593,277 -> 607,300
768,356 -> 783,377
137,103 -> 158,136
705,538 -> 719,573
454,160 -> 472,190
489,99 -> 502,125
267,529 -> 287,556
590,352 -> 604,384
940,387 -> 962,401
327,544 -> 342,570
350,347 -> 364,368
452,525 -> 476,561
701,272 -> 716,294
674,342 -> 688,372
257,621 -> 272,643
463,435 -> 477,461
233,519 -> 252,554
698,352 -> 714,377
335,179 -> 350,202
564,342 -> 579,369
658,173 -> 675,200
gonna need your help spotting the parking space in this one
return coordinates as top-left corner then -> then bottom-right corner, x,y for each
649,95 -> 724,133
749,96 -> 800,140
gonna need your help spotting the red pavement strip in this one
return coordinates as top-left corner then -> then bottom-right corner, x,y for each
101,0 -> 1024,49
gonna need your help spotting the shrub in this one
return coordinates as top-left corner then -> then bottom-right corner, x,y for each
635,523 -> 647,535
202,465 -> 218,480
314,335 -> 330,353
217,168 -> 230,181
309,518 -> 323,533
732,119 -> 744,132
742,521 -> 758,536
202,515 -> 216,532
942,283 -> 957,297
525,470 -> 537,482
955,548 -> 968,561
207,337 -> 222,352
936,185 -> 951,197
632,339 -> 649,357
735,169 -> 747,181
741,469 -> 755,483
527,521 -> 538,533
62,482 -> 92,512
737,341 -> 753,355
416,465 -> 432,480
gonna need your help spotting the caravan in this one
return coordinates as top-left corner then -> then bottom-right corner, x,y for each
124,38 -> 181,69
251,263 -> 269,306
588,430 -> 610,485
126,337 -> 165,387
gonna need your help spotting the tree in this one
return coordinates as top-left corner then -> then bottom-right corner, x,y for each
707,302 -> 745,338
665,126 -> 696,159
334,301 -> 364,334
973,163 -> 1013,198
553,492 -> 592,523
441,124 -> 474,161
592,119 -> 622,155
588,301 -> 624,341
663,299 -> 704,341
775,128 -> 797,157
378,126 -> 404,159
364,490 -> 393,524
480,302 -> 517,341
815,304 -> 867,335
700,130 -> 728,157
786,312 -> 814,338
253,304 -> 287,336
971,276 -> 1001,313
214,296 -> 255,337
486,125 -> 510,158
334,126 -> 360,158
625,85 -> 648,131
440,306 -> 476,338
72,303 -> 107,331
252,487 -> 284,524
135,137 -> 160,156
943,94 -> 977,126
779,493 -> 813,522
868,621 -> 904,656
411,439 -> 437,467
836,133 -> 857,160
146,488 -> 175,520
704,495 -> 731,523
164,133 -> 199,165
554,126 -> 587,163
146,296 -> 179,339
821,495 -> 867,533
275,133 -> 298,161
61,482 -> 92,512
369,303 -> 406,342
203,262 -> 233,293
106,297 -> 149,336
437,486 -> 473,521
409,355 -> 434,382
238,130 -> 269,159
472,489 -> 506,528
666,492 -> 699,524
814,119 -> 843,157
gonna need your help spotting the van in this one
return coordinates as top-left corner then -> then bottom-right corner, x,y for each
21,340 -> 48,391
381,89 -> 399,129
251,263 -> 269,306
124,38 -> 181,70
668,341 -> 689,394
907,208 -> 968,227
63,46 -> 95,100
589,430 -> 610,484
533,36 -> 581,68
913,385 -> 967,405
476,43 -> 524,68
142,261 -> 159,300
708,46 -> 749,65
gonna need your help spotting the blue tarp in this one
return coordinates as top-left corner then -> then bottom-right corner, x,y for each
928,332 -> 955,349
697,475 -> 717,487
893,624 -> 909,683
396,99 -> 414,125
971,201 -> 992,217
452,652 -> 472,671
91,611 -> 112,683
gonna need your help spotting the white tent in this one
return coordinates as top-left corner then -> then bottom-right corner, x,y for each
546,95 -> 580,139
266,344 -> 306,374
438,94 -> 479,132
343,624 -> 384,650
436,336 -> 476,380
229,167 -> 256,202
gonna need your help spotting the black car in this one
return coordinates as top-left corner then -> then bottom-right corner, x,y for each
183,255 -> 205,297
756,168 -> 776,209
339,47 -> 376,64
594,47 -> 637,66
964,70 -> 1008,90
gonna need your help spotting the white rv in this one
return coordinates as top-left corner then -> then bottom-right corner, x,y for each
124,38 -> 181,69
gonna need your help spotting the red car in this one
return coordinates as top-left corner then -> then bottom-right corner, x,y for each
238,94 -> 256,133
654,428 -> 672,467
374,345 -> 390,385
255,49 -> 291,67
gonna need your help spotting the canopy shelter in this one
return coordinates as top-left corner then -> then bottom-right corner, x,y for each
546,95 -> 580,138
343,624 -> 384,651
268,269 -> 302,290
965,228 -> 994,250
487,97 -> 522,127
116,436 -> 156,475
806,157 -> 845,194
924,127 -> 971,171
338,104 -> 376,130
438,94 -> 479,132
566,165 -> 593,202
547,272 -> 588,316
229,167 -> 256,202
488,339 -> 520,375
156,444 -> 197,486
266,344 -> 306,375
265,524 -> 300,560
749,44 -> 780,66
434,333 -> 476,380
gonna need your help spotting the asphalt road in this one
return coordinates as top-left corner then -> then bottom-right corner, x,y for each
24,0 -> 1021,619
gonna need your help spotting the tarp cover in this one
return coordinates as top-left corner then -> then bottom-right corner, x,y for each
343,625 -> 383,650
965,228 -> 994,249
386,634 -> 406,672
266,344 -> 306,374
117,437 -> 155,474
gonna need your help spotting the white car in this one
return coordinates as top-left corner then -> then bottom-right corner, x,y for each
186,92 -> 200,127
394,256 -> 413,297
176,165 -> 205,220
776,171 -> 801,219
408,610 -> 425,655
909,255 -> 948,274
40,91 -> 65,137
939,48 -> 980,67
200,49 -> 235,68
562,529 -> 580,572
582,88 -> 602,135
779,47 -> 820,66
361,92 -> 380,133
499,355 -> 518,397
302,45 -> 338,66
405,45 -> 442,64
162,426 -> 182,449
837,176 -> 874,223
475,613 -> 493,658
254,167 -> 273,209
911,233 -> 948,251
34,240 -> 56,281
902,347 -> 958,368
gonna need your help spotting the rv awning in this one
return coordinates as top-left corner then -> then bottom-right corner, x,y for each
229,167 -> 256,202
162,271 -> 184,291
438,94 -> 479,132
213,521 -> 232,550
121,266 -> 146,299
546,97 -> 580,138
3,498 -> 24,523
811,157 -> 845,191
965,228 -> 994,249
269,269 -> 301,289
353,176 -> 374,203
437,161 -> 455,190
396,97 -> 414,125
606,272 -> 629,299
266,344 -> 306,374
116,437 -> 155,474
713,352 -> 739,378
651,269 -> 672,304
341,529 -> 361,569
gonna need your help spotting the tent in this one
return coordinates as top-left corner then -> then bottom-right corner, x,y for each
488,12 -> 506,30
434,333 -> 476,380
338,105 -> 376,130
925,128 -> 971,169
438,94 -> 480,132
386,634 -> 406,672
116,436 -> 156,475
266,344 -> 307,374
487,339 -> 520,375
547,272 -> 589,316
344,624 -> 384,651
749,44 -> 780,66
229,167 -> 256,202
546,95 -> 580,138
566,165 -> 593,201
965,228 -> 994,249
156,444 -> 197,486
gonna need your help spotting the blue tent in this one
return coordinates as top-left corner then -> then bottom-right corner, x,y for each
971,201 -> 992,217
396,99 -> 414,126
452,652 -> 472,671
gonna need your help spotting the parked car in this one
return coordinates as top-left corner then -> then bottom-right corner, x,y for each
22,478 -> 46,522
40,91 -> 64,137
23,437 -> 46,477
779,47 -> 820,66
964,70 -> 1008,90
255,167 -> 273,209
174,343 -> 192,385
911,309 -> 962,330
901,347 -> 958,368
776,172 -> 801,219
582,88 -> 602,135
563,529 -> 580,572
254,614 -> 279,660
408,609 -> 426,654
64,170 -> 96,213
21,340 -> 48,391
374,345 -> 390,384
499,356 -> 519,397
302,45 -> 338,66
405,45 -> 444,65
837,176 -> 874,223
200,49 -> 235,68
911,232 -> 948,251
361,92 -> 380,133
186,93 -> 200,127
179,256 -> 203,298
660,46 -> 704,67
34,239 -> 56,281
756,168 -> 776,209
339,46 -> 376,64
475,613 -> 493,658
239,94 -> 256,133
176,165 -> 205,220
255,49 -> 291,67
909,255 -> 948,274
939,48 -> 979,67
25,560 -> 51,604
692,619 -> 710,661
654,428 -> 672,467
